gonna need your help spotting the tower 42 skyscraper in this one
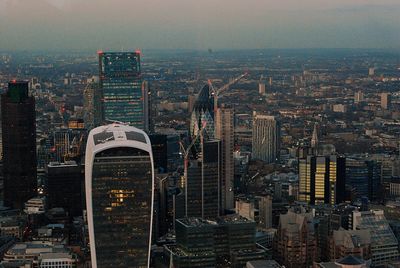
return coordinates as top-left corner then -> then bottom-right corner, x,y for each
1,81 -> 37,209
85,124 -> 154,267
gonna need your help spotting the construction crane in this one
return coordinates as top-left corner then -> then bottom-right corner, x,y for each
179,121 -> 207,170
209,72 -> 248,113
63,133 -> 85,162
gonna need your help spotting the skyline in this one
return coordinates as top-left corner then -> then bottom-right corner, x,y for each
1,0 -> 400,51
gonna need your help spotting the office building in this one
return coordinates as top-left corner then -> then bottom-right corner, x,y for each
235,199 -> 256,221
46,161 -> 83,217
99,51 -> 148,130
329,229 -> 371,261
345,159 -> 381,201
149,134 -> 168,173
252,113 -> 280,163
189,84 -> 215,139
83,76 -> 102,129
246,260 -> 282,268
258,195 -> 272,230
215,107 -> 235,211
350,210 -> 399,266
315,256 -> 371,268
346,159 -> 369,199
380,92 -> 391,110
165,215 -> 266,268
298,154 -> 346,205
24,197 -> 46,215
1,81 -> 37,209
2,242 -> 77,267
85,124 -> 154,267
185,140 -> 221,219
273,211 -> 317,268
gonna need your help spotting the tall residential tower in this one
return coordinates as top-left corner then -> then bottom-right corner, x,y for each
252,112 -> 280,163
215,107 -> 234,211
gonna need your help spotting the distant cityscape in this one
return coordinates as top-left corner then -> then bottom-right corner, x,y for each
0,48 -> 399,268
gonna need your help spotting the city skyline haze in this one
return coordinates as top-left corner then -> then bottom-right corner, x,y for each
0,0 -> 400,51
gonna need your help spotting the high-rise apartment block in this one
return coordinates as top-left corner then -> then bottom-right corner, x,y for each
1,81 -> 37,209
252,113 -> 280,163
83,76 -> 102,130
215,107 -> 234,211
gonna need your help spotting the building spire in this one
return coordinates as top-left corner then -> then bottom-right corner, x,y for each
311,123 -> 319,149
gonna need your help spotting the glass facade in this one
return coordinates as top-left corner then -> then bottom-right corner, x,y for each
99,52 -> 144,128
190,84 -> 215,139
1,81 -> 37,209
91,147 -> 152,267
298,154 -> 345,205
185,140 -> 220,219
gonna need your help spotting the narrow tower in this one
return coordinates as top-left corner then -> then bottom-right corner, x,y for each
311,123 -> 319,150
2,81 -> 37,209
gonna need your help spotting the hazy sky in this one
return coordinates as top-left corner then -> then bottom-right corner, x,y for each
0,0 -> 400,51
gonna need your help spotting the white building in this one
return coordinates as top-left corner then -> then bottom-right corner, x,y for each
85,124 -> 154,268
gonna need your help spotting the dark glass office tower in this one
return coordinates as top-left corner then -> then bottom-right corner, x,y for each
185,140 -> 221,219
46,161 -> 83,217
85,124 -> 154,268
99,51 -> 147,130
298,154 -> 346,205
1,81 -> 37,209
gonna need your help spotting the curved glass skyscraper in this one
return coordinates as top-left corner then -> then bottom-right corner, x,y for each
190,84 -> 215,139
85,124 -> 154,268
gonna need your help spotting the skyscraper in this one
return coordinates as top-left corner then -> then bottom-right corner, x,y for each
1,81 -> 37,209
83,76 -> 102,130
190,84 -> 215,139
85,124 -> 154,267
298,154 -> 346,205
215,107 -> 234,211
252,112 -> 280,163
99,51 -> 148,130
185,139 -> 221,219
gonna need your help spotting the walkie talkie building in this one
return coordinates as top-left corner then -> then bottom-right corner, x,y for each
85,124 -> 154,268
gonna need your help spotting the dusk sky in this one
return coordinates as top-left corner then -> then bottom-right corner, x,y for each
1,0 -> 400,51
